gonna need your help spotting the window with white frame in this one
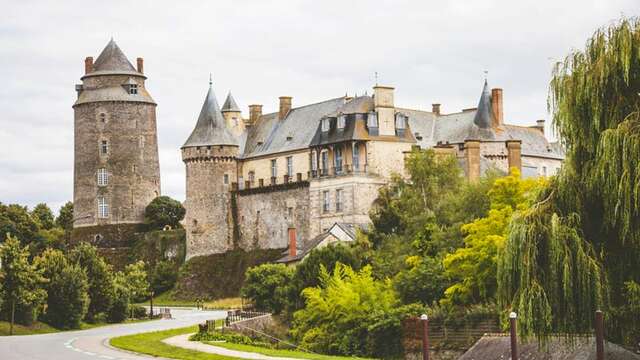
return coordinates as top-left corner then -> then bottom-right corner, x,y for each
97,197 -> 109,218
335,147 -> 343,172
321,150 -> 329,174
248,171 -> 255,185
321,118 -> 330,132
337,115 -> 346,129
395,113 -> 406,130
129,84 -> 138,95
271,159 -> 277,178
223,174 -> 229,185
336,189 -> 343,212
353,144 -> 360,170
311,151 -> 318,171
100,140 -> 108,155
322,191 -> 330,213
286,156 -> 293,177
97,168 -> 108,186
367,112 -> 378,128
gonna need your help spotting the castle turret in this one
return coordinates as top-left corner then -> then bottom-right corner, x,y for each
72,39 -> 161,246
221,92 -> 244,137
182,78 -> 239,259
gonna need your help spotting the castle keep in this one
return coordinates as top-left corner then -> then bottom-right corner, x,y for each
72,40 -> 161,245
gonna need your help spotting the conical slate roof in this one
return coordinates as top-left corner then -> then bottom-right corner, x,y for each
182,82 -> 238,148
221,92 -> 241,112
473,80 -> 492,129
93,39 -> 137,72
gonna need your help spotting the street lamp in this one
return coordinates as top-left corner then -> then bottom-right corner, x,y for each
509,312 -> 518,360
420,314 -> 429,360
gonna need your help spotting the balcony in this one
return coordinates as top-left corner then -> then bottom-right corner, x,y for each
309,164 -> 370,179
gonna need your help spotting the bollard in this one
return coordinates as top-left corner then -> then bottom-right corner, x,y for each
595,310 -> 604,360
509,312 -> 518,360
421,314 -> 430,360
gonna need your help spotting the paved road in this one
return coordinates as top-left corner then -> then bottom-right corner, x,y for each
0,308 -> 226,360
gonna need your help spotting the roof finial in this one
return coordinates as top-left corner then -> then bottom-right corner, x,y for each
374,71 -> 379,86
209,73 -> 213,86
484,70 -> 488,82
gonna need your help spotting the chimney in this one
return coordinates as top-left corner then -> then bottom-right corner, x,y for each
533,119 -> 545,134
432,103 -> 441,115
491,88 -> 503,128
506,140 -> 522,173
288,228 -> 297,257
279,96 -> 292,120
464,140 -> 481,181
84,57 -> 94,74
249,104 -> 263,125
373,85 -> 395,136
136,57 -> 144,74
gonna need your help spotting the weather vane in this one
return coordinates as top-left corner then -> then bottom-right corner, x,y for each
209,73 -> 212,85
484,70 -> 488,80
375,71 -> 379,85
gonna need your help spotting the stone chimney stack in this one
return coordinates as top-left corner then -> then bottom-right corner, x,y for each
432,103 -> 441,115
464,140 -> 481,181
373,85 -> 395,136
534,119 -> 545,134
136,57 -> 144,74
288,228 -> 297,257
249,104 -> 263,125
279,96 -> 292,120
506,140 -> 522,172
84,57 -> 94,74
491,88 -> 503,128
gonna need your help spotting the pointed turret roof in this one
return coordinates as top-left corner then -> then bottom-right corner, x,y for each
221,92 -> 241,112
473,80 -> 492,129
93,39 -> 137,72
182,80 -> 238,148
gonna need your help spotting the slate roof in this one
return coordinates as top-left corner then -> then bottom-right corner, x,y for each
276,222 -> 363,264
241,97 -> 345,159
460,334 -> 640,360
183,83 -> 238,148
74,84 -> 155,106
92,39 -> 137,73
473,80 -> 493,128
222,92 -> 241,112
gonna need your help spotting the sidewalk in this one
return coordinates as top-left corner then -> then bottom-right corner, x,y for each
163,333 -> 301,360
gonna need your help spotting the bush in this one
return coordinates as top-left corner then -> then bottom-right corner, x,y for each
241,263 -> 292,314
151,260 -> 178,294
108,284 -> 130,323
129,305 -> 147,319
144,196 -> 185,230
69,243 -> 115,321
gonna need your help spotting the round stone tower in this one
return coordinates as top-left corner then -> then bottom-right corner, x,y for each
72,39 -> 161,246
182,79 -> 239,259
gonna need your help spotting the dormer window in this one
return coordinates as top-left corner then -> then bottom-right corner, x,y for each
395,113 -> 407,129
367,112 -> 378,128
129,84 -> 138,95
321,118 -> 330,132
337,115 -> 346,130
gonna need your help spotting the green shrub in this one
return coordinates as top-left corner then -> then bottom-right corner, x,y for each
107,284 -> 130,323
129,305 -> 147,319
151,260 -> 178,294
241,263 -> 292,314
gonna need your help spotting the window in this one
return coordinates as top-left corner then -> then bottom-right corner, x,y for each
99,113 -> 106,123
94,234 -> 103,242
321,151 -> 329,175
286,156 -> 293,177
100,140 -> 108,155
311,151 -> 318,171
129,84 -> 138,95
322,191 -> 330,213
132,164 -> 137,173
287,207 -> 293,219
367,112 -> 378,128
337,115 -> 346,129
248,171 -> 255,185
335,147 -> 343,173
232,117 -> 238,126
238,176 -> 244,189
97,197 -> 109,218
223,174 -> 229,185
321,118 -> 330,132
395,113 -> 406,130
542,166 -> 548,177
139,136 -> 145,148
271,159 -> 277,178
336,189 -> 343,212
353,144 -> 360,170
97,168 -> 108,186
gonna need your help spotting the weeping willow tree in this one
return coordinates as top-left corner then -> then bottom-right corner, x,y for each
498,17 -> 640,342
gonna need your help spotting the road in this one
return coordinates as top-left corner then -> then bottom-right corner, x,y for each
0,308 -> 226,360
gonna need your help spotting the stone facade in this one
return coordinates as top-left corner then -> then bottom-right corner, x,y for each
72,40 -> 160,245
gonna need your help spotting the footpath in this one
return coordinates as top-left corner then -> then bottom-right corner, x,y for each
163,333 -> 301,360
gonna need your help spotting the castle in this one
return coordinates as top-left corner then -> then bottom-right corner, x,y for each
72,40 -> 564,260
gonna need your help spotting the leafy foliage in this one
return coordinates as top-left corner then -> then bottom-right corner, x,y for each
55,202 -> 74,231
144,196 -> 186,230
242,263 -> 293,314
31,203 -> 55,230
150,260 -> 179,294
69,243 -> 115,321
0,203 -> 39,245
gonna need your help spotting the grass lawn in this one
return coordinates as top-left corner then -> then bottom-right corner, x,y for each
110,325 -> 236,360
137,291 -> 244,310
204,341 -> 374,360
0,318 -> 151,336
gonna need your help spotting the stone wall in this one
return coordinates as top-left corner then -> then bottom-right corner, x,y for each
366,140 -> 413,178
521,155 -> 563,178
235,182 -> 310,251
239,149 -> 311,187
228,314 -> 275,337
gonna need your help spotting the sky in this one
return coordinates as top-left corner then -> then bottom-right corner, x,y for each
0,0 -> 636,213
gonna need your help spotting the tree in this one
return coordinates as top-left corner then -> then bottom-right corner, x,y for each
107,281 -> 129,323
118,261 -> 149,303
150,260 -> 178,294
35,249 -> 89,329
241,263 -> 293,314
31,203 -> 55,230
55,202 -> 74,232
69,243 -> 114,321
0,203 -> 39,245
0,235 -> 46,334
498,18 -> 640,342
144,196 -> 185,230
442,169 -> 544,306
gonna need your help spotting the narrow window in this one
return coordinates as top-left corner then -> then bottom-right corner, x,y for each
336,189 -> 343,212
335,147 -> 343,173
353,144 -> 360,170
395,113 -> 406,129
321,118 -> 330,132
542,166 -> 548,176
139,136 -> 145,148
99,113 -> 106,123
321,151 -> 329,175
322,191 -> 330,213
271,159 -> 277,178
129,84 -> 138,95
311,151 -> 318,171
132,164 -> 137,173
287,207 -> 293,219
367,112 -> 378,128
100,140 -> 108,155
232,117 -> 238,126
97,168 -> 108,186
337,115 -> 346,129
286,156 -> 293,177
97,197 -> 109,218
248,171 -> 255,185
223,174 -> 229,185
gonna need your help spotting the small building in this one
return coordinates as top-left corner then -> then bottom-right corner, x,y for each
275,223 -> 361,266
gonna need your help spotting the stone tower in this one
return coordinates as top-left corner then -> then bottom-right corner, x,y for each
182,79 -> 239,259
72,39 -> 161,245
221,92 -> 244,137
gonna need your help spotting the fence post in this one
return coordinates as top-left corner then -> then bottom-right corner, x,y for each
421,314 -> 430,360
595,310 -> 604,360
509,312 -> 518,360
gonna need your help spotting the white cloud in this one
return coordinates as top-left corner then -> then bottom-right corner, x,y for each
0,0 -> 636,210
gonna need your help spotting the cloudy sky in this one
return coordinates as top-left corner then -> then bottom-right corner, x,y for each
0,0 -> 636,213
